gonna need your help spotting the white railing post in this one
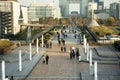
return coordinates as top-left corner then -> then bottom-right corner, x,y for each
36,38 -> 39,53
29,43 -> 32,60
2,60 -> 5,80
19,50 -> 22,71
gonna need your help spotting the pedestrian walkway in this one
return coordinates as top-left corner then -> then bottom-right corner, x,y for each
26,26 -> 88,80
26,43 -> 88,80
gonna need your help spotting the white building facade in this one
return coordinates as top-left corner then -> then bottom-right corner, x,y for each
87,2 -> 98,18
28,2 -> 61,22
0,1 -> 28,38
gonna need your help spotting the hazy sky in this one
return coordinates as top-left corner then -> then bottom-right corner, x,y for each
18,0 -> 119,8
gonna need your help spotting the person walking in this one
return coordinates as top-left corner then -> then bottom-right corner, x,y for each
57,32 -> 60,39
61,46 -> 63,52
42,56 -> 45,64
50,41 -> 52,48
10,76 -> 14,80
5,76 -> 9,80
76,48 -> 80,60
64,46 -> 66,52
58,39 -> 61,46
45,54 -> 49,64
70,51 -> 72,59
72,50 -> 75,59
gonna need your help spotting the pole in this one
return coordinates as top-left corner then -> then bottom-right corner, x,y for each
86,43 -> 89,61
90,49 -> 92,67
94,61 -> 98,80
19,50 -> 22,71
36,38 -> 39,53
2,61 -> 5,80
83,35 -> 85,48
42,35 -> 44,48
90,49 -> 93,75
84,38 -> 87,54
29,43 -> 32,60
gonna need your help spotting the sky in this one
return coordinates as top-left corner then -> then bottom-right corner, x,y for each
18,0 -> 119,8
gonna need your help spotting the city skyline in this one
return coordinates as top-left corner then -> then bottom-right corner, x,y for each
18,0 -> 119,8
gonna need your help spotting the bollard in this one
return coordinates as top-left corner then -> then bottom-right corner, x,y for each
42,35 -> 44,48
36,38 -> 39,53
2,60 -> 5,80
19,50 -> 22,71
29,43 -> 32,60
94,61 -> 98,80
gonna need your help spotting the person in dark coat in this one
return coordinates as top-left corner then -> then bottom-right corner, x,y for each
61,39 -> 65,45
57,32 -> 60,39
76,48 -> 80,59
72,50 -> 75,59
45,54 -> 49,64
64,46 -> 66,52
10,76 -> 14,80
50,41 -> 52,48
70,51 -> 72,59
58,39 -> 61,45
61,46 -> 63,52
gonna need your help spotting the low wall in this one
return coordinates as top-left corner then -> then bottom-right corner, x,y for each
97,39 -> 120,44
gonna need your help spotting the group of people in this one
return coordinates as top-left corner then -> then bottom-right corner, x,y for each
5,76 -> 14,80
42,54 -> 49,64
44,41 -> 52,48
57,32 -> 66,46
58,38 -> 65,46
69,47 -> 80,60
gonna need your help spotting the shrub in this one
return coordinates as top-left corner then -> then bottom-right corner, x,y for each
0,40 -> 14,47
95,32 -> 100,36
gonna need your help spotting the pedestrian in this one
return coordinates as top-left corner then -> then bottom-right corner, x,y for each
61,46 -> 63,52
45,54 -> 49,64
70,51 -> 72,59
50,41 -> 52,48
5,76 -> 9,80
42,55 -> 45,64
62,39 -> 65,45
46,42 -> 49,48
58,39 -> 61,45
57,32 -> 60,39
76,48 -> 80,59
79,55 -> 81,62
71,50 -> 75,59
64,46 -> 66,52
74,33 -> 76,39
10,76 -> 14,80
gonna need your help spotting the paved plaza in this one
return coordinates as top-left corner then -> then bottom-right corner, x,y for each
0,26 -> 120,80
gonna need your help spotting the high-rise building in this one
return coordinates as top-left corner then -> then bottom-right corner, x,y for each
110,2 -> 120,19
89,0 -> 104,10
0,1 -> 28,38
28,2 -> 61,22
59,0 -> 89,18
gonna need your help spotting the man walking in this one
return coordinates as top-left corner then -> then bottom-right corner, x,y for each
45,54 -> 49,64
